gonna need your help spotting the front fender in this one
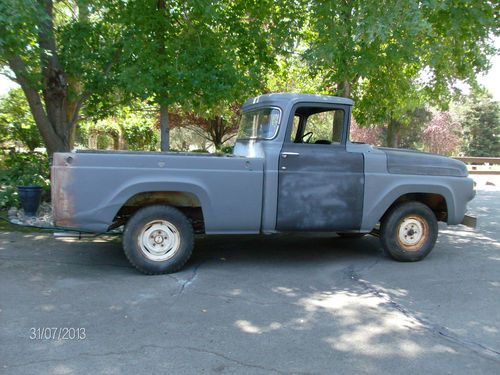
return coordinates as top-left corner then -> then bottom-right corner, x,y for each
360,176 -> 472,231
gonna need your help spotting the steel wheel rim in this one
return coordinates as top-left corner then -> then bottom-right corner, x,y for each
138,220 -> 181,261
397,215 -> 428,251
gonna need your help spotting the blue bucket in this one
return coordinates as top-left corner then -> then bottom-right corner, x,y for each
17,186 -> 43,216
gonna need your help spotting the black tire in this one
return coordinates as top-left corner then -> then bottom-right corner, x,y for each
337,232 -> 367,238
380,201 -> 438,262
123,205 -> 194,275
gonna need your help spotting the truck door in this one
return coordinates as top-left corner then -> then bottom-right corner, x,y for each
276,104 -> 364,231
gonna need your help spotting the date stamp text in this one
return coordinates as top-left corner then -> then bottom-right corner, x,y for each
29,327 -> 86,340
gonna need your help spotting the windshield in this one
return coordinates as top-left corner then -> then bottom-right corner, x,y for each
237,108 -> 281,140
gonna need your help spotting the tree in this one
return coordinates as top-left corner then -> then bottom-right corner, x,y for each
0,88 -> 43,151
116,0 -> 304,150
169,105 -> 240,150
422,109 -> 460,155
350,118 -> 382,145
304,0 -> 499,141
355,63 -> 426,147
266,48 -> 323,94
398,107 -> 432,150
458,92 -> 500,157
0,0 -> 121,155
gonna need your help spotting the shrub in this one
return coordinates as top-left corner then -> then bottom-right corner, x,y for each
80,118 -> 122,150
0,89 -> 43,151
0,152 -> 50,209
123,119 -> 158,151
219,145 -> 234,154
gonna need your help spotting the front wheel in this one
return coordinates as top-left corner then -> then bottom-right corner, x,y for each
380,201 -> 438,262
123,205 -> 194,275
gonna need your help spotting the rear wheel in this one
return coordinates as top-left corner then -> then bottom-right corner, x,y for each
380,201 -> 438,262
123,205 -> 194,274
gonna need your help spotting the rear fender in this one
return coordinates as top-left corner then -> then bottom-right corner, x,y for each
105,180 -> 212,226
68,179 -> 212,233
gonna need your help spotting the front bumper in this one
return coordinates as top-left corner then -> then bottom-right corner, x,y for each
461,214 -> 477,229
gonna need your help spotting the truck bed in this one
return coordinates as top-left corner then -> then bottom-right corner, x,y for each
52,151 -> 264,233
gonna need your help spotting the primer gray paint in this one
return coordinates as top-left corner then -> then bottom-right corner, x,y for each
52,93 -> 475,235
277,143 -> 364,231
383,147 -> 468,177
52,152 -> 264,233
346,143 -> 474,231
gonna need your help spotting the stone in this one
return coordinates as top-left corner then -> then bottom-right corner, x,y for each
8,204 -> 54,228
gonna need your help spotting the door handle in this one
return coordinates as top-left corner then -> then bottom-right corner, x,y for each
281,152 -> 300,158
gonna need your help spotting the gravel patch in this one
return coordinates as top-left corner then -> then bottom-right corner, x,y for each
8,202 -> 53,228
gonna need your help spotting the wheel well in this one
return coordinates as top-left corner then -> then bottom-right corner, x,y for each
385,193 -> 448,222
112,191 -> 205,233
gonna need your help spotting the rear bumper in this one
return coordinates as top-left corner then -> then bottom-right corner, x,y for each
461,214 -> 477,228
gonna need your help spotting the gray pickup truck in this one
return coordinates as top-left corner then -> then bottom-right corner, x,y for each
52,93 -> 476,274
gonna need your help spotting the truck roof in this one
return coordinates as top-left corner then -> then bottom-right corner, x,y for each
242,93 -> 354,109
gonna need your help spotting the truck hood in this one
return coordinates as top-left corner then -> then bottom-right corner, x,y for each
378,147 -> 468,177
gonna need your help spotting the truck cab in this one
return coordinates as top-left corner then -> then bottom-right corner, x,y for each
234,94 -> 364,233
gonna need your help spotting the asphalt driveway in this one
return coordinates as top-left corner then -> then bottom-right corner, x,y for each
1,187 -> 499,374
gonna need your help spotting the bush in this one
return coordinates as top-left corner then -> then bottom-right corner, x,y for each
0,89 -> 43,151
123,119 -> 158,151
0,152 -> 50,209
219,145 -> 234,154
80,118 -> 122,150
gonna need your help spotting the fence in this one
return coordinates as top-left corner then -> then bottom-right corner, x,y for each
453,157 -> 500,175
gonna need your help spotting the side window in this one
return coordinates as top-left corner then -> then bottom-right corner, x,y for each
291,108 -> 345,144
306,111 -> 335,143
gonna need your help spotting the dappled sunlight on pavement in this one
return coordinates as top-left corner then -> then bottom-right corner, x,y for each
0,188 -> 499,374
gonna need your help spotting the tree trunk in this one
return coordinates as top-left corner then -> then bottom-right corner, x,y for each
209,116 -> 224,150
88,133 -> 97,149
157,0 -> 168,152
386,118 -> 401,148
337,80 -> 351,97
112,134 -> 120,150
7,0 -> 79,156
7,0 -> 117,156
160,104 -> 169,151
77,0 -> 89,19
118,123 -> 128,150
333,81 -> 351,142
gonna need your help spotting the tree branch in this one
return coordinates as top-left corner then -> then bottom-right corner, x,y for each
67,46 -> 122,129
66,91 -> 91,129
221,133 -> 237,143
0,69 -> 19,83
38,0 -> 62,73
186,125 -> 212,142
8,54 -> 62,151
